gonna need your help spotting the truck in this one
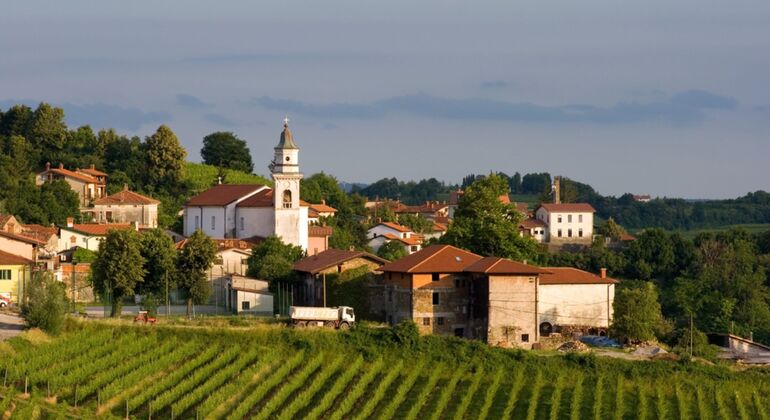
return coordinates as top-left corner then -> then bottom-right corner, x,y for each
289,306 -> 355,329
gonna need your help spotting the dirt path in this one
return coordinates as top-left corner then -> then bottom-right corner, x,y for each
0,312 -> 24,341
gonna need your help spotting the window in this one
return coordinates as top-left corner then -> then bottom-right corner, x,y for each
454,279 -> 460,288
568,215 -> 572,223
241,301 -> 250,310
568,229 -> 573,237
557,215 -> 562,223
0,270 -> 11,280
432,292 -> 440,305
282,190 -> 292,209
239,217 -> 245,231
432,273 -> 440,282
411,246 -> 418,252
578,214 -> 583,223
194,215 -> 200,230
70,236 -> 76,244
214,257 -> 223,265
423,317 -> 431,326
521,334 -> 530,343
211,215 -> 216,230
388,290 -> 393,302
579,229 -> 583,237
557,229 -> 562,238
437,317 -> 445,326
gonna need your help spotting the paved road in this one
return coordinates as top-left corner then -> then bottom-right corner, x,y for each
0,312 -> 24,341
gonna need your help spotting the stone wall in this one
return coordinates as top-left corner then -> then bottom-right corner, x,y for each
486,275 -> 538,349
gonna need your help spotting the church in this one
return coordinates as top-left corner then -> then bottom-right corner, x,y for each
182,119 -> 311,250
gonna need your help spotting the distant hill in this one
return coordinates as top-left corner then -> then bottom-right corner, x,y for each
338,181 -> 369,193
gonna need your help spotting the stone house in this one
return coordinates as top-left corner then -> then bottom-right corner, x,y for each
293,248 -> 387,306
36,163 -> 107,207
90,186 -> 160,228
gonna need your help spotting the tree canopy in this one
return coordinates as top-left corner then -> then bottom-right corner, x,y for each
201,131 -> 254,173
146,125 -> 187,190
91,229 -> 146,317
176,229 -> 217,317
246,236 -> 305,283
611,281 -> 664,343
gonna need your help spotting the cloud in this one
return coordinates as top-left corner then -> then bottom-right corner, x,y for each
250,90 -> 737,125
0,99 -> 170,131
176,94 -> 213,108
480,80 -> 509,89
205,113 -> 238,127
754,104 -> 770,116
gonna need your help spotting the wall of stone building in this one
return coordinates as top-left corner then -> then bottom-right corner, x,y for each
412,273 -> 471,337
315,258 -> 382,276
539,284 -> 614,328
94,204 -> 158,228
487,275 -> 538,349
369,283 -> 412,325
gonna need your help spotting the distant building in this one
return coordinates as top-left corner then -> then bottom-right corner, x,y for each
225,275 -> 273,315
0,249 -> 33,304
293,248 -> 387,306
448,189 -> 511,219
36,163 -> 107,207
58,218 -> 134,252
633,195 -> 652,203
533,203 -> 595,246
538,267 -> 617,336
90,186 -> 160,228
367,222 -> 422,254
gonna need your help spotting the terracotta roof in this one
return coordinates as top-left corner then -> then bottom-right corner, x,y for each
293,248 -> 388,274
538,203 -> 595,213
0,249 -> 33,265
379,244 -> 483,274
464,257 -> 548,275
449,190 -> 511,206
432,223 -> 447,232
520,218 -> 547,229
619,233 -> 636,242
308,209 -> 320,218
186,184 -> 265,206
63,223 -> 132,236
383,233 -> 422,246
93,189 -> 160,205
376,222 -> 411,233
42,167 -> 101,184
434,216 -> 450,225
236,189 -> 273,207
515,203 -> 529,213
308,225 -> 334,237
0,230 -> 46,245
498,195 -> 511,204
78,166 -> 108,177
395,201 -> 448,214
21,224 -> 57,242
309,203 -> 338,213
539,267 -> 619,284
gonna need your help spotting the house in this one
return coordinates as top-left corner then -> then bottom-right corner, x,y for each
394,201 -> 449,220
367,222 -> 422,254
633,195 -> 652,203
0,250 -> 33,304
423,222 -> 447,241
225,275 -> 273,315
293,248 -> 388,306
309,201 -> 338,218
58,218 -> 134,252
538,267 -> 618,336
518,218 -> 547,243
90,186 -> 160,228
182,120 -> 321,251
0,216 -> 53,267
308,225 -> 333,256
36,163 -> 107,207
533,203 -> 595,246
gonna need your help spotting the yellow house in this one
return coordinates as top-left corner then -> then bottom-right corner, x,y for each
0,249 -> 32,304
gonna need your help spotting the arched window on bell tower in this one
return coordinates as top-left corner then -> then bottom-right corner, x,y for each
282,189 -> 292,209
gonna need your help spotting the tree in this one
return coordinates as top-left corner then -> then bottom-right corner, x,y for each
442,174 -> 538,260
27,103 -> 68,163
521,172 -> 551,195
139,229 -> 177,307
610,282 -> 664,343
21,272 -> 68,334
602,217 -> 624,241
510,172 -> 522,194
201,131 -> 254,173
377,240 -> 408,261
176,229 -> 217,317
396,214 -> 433,234
91,229 -> 146,317
246,236 -> 304,282
146,125 -> 187,190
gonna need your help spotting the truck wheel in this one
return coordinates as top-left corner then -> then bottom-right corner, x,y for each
296,321 -> 307,328
324,320 -> 336,328
339,322 -> 350,330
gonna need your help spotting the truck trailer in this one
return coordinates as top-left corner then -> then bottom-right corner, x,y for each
289,306 -> 355,329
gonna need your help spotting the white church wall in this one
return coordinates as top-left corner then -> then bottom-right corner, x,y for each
238,207 -> 275,239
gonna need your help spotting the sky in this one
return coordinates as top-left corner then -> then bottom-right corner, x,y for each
1,1 -> 769,199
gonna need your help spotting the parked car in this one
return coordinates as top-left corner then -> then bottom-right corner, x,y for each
579,335 -> 621,348
0,295 -> 12,308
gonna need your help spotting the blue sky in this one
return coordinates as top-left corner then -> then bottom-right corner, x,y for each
1,1 -> 769,198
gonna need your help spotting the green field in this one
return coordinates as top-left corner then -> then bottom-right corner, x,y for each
184,162 -> 272,193
1,320 -> 769,419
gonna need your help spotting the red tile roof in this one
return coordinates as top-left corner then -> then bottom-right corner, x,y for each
520,218 -> 547,229
0,249 -> 33,265
93,188 -> 160,205
432,223 -> 447,232
236,189 -> 273,207
539,267 -> 618,284
42,166 -> 102,184
308,225 -> 334,237
309,203 -> 338,213
538,203 -> 595,213
186,184 -> 266,206
377,222 -> 411,233
0,230 -> 47,246
379,244 -> 482,273
21,224 -> 58,242
64,223 -> 133,236
78,165 -> 108,177
463,257 -> 548,275
293,248 -> 388,274
383,233 -> 422,246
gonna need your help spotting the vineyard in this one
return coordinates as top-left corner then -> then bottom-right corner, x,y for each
1,321 -> 769,419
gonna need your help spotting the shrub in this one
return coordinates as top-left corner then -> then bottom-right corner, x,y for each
21,272 -> 69,334
391,319 -> 420,348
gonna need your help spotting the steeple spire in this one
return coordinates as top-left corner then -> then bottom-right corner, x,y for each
276,116 -> 299,150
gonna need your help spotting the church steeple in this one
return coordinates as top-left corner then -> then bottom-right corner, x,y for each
270,117 -> 305,249
270,117 -> 300,174
276,117 -> 299,149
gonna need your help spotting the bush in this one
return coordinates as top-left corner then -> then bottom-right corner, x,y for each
391,319 -> 420,348
21,272 -> 69,334
671,327 -> 721,360
141,293 -> 159,317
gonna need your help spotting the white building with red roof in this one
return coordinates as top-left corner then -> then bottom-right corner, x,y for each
538,267 -> 618,334
367,221 -> 422,254
534,203 -> 595,245
90,186 -> 160,228
58,218 -> 134,252
36,163 -> 107,207
182,120 -> 313,250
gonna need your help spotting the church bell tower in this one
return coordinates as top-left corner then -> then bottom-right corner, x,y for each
271,118 -> 305,248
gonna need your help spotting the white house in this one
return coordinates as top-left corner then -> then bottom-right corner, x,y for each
367,222 -> 421,254
537,267 -> 617,335
182,119 -> 312,250
225,275 -> 273,315
534,203 -> 595,246
90,186 -> 160,228
58,218 -> 134,252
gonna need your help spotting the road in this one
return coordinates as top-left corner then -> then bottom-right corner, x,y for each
0,312 -> 24,341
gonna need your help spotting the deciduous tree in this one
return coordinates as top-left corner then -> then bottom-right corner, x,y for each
201,131 -> 254,173
610,282 -> 664,343
146,125 -> 186,190
91,229 -> 146,317
176,229 -> 217,317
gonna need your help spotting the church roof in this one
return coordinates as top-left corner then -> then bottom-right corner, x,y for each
276,120 -> 299,149
185,184 -> 265,206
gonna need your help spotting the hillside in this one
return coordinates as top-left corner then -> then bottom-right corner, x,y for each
1,320 -> 769,419
184,162 -> 273,193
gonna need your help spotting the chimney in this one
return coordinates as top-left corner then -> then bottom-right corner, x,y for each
45,162 -> 51,171
66,217 -> 74,228
123,184 -> 129,191
600,268 -> 607,279
58,162 -> 64,169
321,199 -> 326,205
90,164 -> 95,170
377,217 -> 382,223
349,246 -> 355,251
553,176 -> 561,204
131,221 -> 139,231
